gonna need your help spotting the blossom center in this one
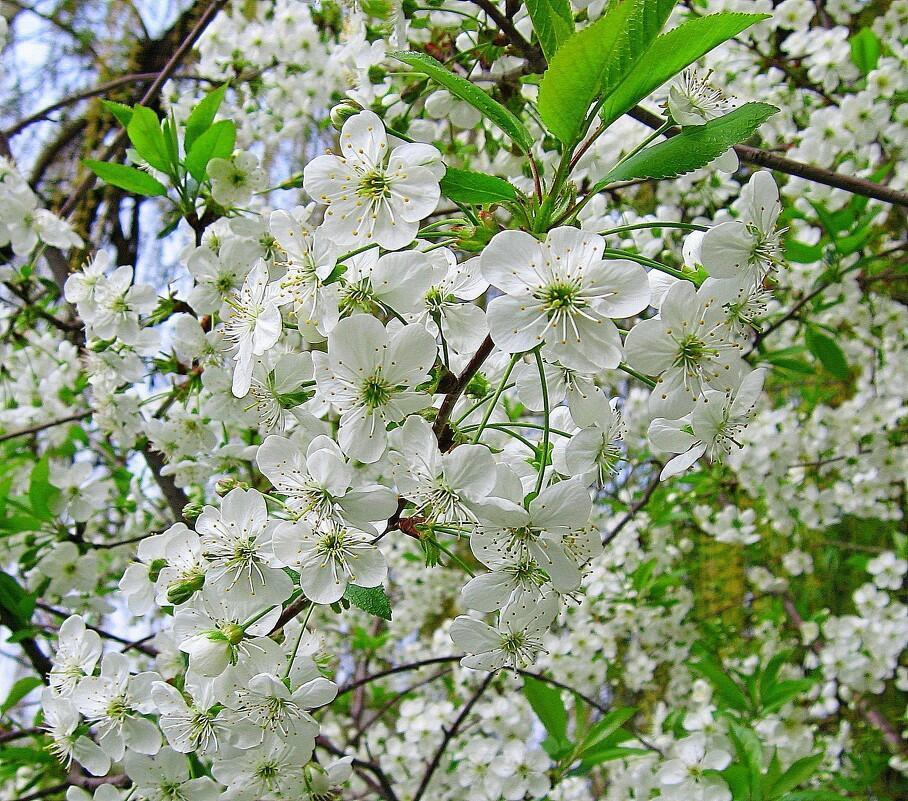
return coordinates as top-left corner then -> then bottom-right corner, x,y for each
357,169 -> 392,199
536,281 -> 584,315
359,372 -> 393,410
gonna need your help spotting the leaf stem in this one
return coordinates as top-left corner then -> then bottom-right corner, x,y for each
617,363 -> 656,388
471,352 -> 521,444
533,349 -> 550,497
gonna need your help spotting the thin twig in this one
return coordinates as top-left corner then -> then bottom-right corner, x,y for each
780,593 -> 907,754
433,334 -> 494,451
56,0 -> 230,220
0,411 -> 92,443
337,656 -> 462,697
0,726 -> 42,743
627,105 -> 908,208
603,472 -> 661,546
316,735 -> 400,801
412,672 -> 495,801
36,603 -> 157,656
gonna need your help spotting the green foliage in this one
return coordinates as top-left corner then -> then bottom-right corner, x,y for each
343,584 -> 392,620
1,676 -> 42,714
537,0 -> 676,144
184,84 -> 229,153
850,28 -> 881,75
578,706 -> 637,753
391,51 -> 534,152
100,99 -> 134,128
82,160 -> 168,197
690,646 -> 751,712
126,105 -> 174,174
522,675 -> 645,774
594,103 -> 778,188
90,87 -> 238,199
439,168 -> 518,205
185,119 -> 237,182
805,326 -> 850,380
690,645 -> 816,717
525,0 -> 575,61
0,571 -> 36,633
597,12 -> 770,129
28,456 -> 60,522
523,676 -> 569,750
724,722 -> 829,800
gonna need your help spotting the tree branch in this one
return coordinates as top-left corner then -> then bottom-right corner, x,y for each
603,470 -> 662,546
141,442 -> 190,523
473,10 -> 908,207
0,411 -> 91,444
412,672 -> 495,801
626,105 -> 908,208
56,0 -> 230,220
0,605 -> 52,681
434,334 -> 494,451
780,593 -> 907,754
337,656 -> 462,697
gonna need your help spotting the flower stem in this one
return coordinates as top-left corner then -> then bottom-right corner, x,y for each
470,353 -> 521,444
533,348 -> 550,497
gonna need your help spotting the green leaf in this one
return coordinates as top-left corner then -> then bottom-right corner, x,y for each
761,349 -> 813,375
769,753 -> 824,799
723,762 -> 752,800
185,119 -> 236,182
28,457 -> 59,522
595,103 -> 778,188
185,83 -> 229,154
780,792 -> 845,801
0,571 -> 35,632
576,746 -> 650,772
126,106 -> 172,174
762,679 -> 815,714
598,13 -> 769,129
523,676 -> 569,743
1,676 -> 42,714
758,652 -> 788,700
391,51 -> 533,152
101,99 -> 134,128
850,28 -> 881,75
785,239 -> 824,264
343,584 -> 392,620
689,649 -> 750,712
805,327 -> 849,380
580,707 -> 637,754
82,161 -> 168,197
439,168 -> 517,205
537,0 -> 677,143
729,722 -> 765,801
525,0 -> 575,62
163,114 -> 180,167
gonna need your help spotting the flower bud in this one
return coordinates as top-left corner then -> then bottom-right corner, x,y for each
182,501 -> 204,521
215,478 -> 249,496
148,558 -> 168,584
166,571 -> 205,605
220,623 -> 245,646
87,337 -> 115,352
330,100 -> 362,131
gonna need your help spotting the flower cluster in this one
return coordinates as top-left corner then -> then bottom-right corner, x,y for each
0,2 -> 905,801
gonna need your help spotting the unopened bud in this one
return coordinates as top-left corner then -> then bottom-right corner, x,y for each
466,372 -> 491,400
148,558 -> 168,584
215,478 -> 249,496
222,623 -> 245,645
182,501 -> 204,521
87,337 -> 115,352
330,100 -> 362,130
166,571 -> 205,605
